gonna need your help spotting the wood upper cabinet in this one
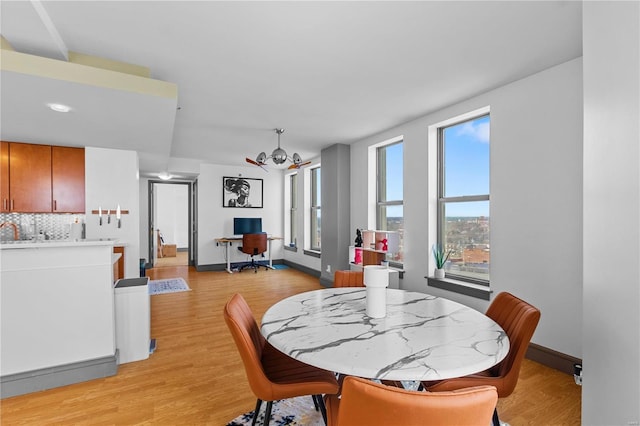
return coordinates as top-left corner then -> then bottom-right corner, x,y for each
1,142 -> 9,212
52,146 -> 85,213
1,142 -> 85,213
8,142 -> 52,213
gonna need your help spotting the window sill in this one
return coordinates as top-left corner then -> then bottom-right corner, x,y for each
284,245 -> 297,253
426,276 -> 491,301
303,249 -> 321,258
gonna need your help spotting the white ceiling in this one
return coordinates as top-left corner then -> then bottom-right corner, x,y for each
0,1 -> 582,178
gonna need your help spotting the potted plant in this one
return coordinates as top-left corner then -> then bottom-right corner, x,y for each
432,244 -> 452,279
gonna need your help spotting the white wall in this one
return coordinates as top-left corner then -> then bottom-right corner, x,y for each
583,2 -> 640,424
1,244 -> 115,375
155,183 -> 189,248
85,147 -> 140,278
197,163 -> 284,267
351,58 -> 584,358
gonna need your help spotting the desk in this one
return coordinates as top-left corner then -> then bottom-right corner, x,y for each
261,288 -> 509,382
215,236 -> 283,273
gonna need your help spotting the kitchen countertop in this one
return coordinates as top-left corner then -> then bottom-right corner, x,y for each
0,238 -> 119,250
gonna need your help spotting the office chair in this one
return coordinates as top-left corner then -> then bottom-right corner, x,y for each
325,376 -> 497,426
224,294 -> 339,425
237,233 -> 269,273
422,292 -> 541,426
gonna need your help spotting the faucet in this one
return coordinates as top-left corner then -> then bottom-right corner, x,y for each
0,222 -> 20,241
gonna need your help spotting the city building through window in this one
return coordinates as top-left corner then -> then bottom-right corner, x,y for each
438,114 -> 490,284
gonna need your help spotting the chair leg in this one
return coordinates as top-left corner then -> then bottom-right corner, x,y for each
492,407 -> 500,426
311,394 -> 319,411
263,401 -> 273,426
315,394 -> 329,425
251,399 -> 262,426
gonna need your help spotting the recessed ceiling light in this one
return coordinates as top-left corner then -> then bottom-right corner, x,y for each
47,103 -> 71,113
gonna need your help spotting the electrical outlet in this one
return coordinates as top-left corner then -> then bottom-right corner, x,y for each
326,265 -> 331,273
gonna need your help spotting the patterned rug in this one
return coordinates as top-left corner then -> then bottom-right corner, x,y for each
272,264 -> 290,270
227,396 -> 323,426
148,277 -> 191,295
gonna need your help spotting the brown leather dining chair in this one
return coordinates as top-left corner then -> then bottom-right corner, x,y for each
333,270 -> 364,287
423,292 -> 541,426
224,293 -> 339,425
237,233 -> 268,273
325,376 -> 498,426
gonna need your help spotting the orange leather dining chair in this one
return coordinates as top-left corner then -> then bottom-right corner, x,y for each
325,376 -> 497,426
224,293 -> 339,425
333,270 -> 364,287
237,233 -> 269,273
423,292 -> 541,426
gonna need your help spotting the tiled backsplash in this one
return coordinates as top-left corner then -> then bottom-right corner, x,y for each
0,213 -> 86,241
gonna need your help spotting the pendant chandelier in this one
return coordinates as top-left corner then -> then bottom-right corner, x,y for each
246,128 -> 310,171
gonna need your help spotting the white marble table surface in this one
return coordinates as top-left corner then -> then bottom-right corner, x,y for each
261,288 -> 509,381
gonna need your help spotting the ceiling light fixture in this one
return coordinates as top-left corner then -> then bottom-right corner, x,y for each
246,128 -> 311,171
158,172 -> 172,180
47,103 -> 72,113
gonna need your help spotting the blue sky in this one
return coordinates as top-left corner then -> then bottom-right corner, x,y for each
444,115 -> 490,217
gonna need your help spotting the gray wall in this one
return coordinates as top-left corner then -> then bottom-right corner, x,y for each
583,1 -> 639,424
351,57 -> 583,357
320,144 -> 351,285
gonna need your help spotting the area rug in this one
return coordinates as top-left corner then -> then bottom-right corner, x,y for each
272,264 -> 290,270
148,277 -> 191,295
227,396 -> 323,426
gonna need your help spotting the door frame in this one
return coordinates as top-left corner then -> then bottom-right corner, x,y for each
147,179 -> 197,267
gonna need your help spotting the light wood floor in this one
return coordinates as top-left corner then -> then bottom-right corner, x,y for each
154,250 -> 189,267
0,266 -> 581,425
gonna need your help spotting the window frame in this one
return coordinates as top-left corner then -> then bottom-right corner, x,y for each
376,139 -> 404,266
288,173 -> 298,248
437,113 -> 490,286
310,166 -> 321,251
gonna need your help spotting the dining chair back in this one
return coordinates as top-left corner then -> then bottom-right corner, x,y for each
333,270 -> 364,288
237,233 -> 268,272
325,376 -> 497,426
425,292 -> 540,426
224,293 -> 339,425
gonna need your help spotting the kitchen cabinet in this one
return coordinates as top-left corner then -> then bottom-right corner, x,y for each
1,142 -> 8,212
113,246 -> 125,280
0,142 -> 85,213
52,146 -> 85,213
7,142 -> 52,213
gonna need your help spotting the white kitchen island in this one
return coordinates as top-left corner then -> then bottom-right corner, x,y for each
0,239 -> 119,398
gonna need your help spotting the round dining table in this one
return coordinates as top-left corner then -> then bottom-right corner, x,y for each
261,288 -> 509,382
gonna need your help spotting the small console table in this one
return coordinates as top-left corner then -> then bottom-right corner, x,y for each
215,236 -> 283,273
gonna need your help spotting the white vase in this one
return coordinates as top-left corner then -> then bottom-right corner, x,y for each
434,268 -> 445,279
364,265 -> 390,318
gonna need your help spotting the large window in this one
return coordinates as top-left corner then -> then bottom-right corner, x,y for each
377,141 -> 403,263
310,167 -> 321,251
438,114 -> 490,283
288,173 -> 297,247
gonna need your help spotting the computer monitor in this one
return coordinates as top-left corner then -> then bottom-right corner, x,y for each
233,217 -> 262,235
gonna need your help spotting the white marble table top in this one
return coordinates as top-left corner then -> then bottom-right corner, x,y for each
261,288 -> 509,381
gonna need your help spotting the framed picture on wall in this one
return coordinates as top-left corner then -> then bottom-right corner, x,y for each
223,177 -> 263,208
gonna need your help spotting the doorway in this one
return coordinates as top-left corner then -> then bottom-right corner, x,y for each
148,180 -> 197,268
